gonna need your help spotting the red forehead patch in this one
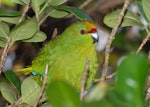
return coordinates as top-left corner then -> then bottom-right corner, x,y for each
87,28 -> 97,33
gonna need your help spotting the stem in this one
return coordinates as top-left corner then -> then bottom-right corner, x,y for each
39,14 -> 49,26
18,0 -> 30,24
80,58 -> 90,101
0,37 -> 11,74
100,0 -> 131,81
136,33 -> 150,54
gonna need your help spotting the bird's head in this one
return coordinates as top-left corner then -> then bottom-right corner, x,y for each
80,20 -> 99,43
63,20 -> 99,43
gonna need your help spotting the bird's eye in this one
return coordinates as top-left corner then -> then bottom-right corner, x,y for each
80,29 -> 86,34
91,31 -> 99,43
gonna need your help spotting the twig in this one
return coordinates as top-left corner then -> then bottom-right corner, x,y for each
33,64 -> 49,107
79,0 -> 93,9
18,0 -> 31,24
136,34 -> 150,54
0,37 -> 11,74
100,0 -> 130,81
7,97 -> 22,107
105,72 -> 116,80
51,28 -> 58,39
80,58 -> 90,101
94,72 -> 116,82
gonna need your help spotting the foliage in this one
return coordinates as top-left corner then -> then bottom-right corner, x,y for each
0,0 -> 91,48
0,0 -> 150,107
0,54 -> 148,106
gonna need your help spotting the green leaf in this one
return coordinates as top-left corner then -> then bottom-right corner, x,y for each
0,8 -> 21,17
30,0 -> 40,20
0,82 -> 17,104
21,76 -> 41,104
46,81 -> 80,107
40,103 -> 51,107
135,0 -> 149,23
1,0 -> 15,7
0,39 -> 6,47
85,82 -> 108,102
81,100 -> 113,107
22,31 -> 47,42
0,16 -> 20,24
21,0 -> 45,5
104,9 -> 144,28
53,6 -> 92,21
116,54 -> 149,107
5,70 -> 21,96
49,0 -> 68,6
45,7 -> 69,18
12,0 -> 25,5
0,22 -> 10,39
10,19 -> 38,44
142,0 -> 150,23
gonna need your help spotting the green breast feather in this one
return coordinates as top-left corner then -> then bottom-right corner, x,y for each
16,21 -> 98,90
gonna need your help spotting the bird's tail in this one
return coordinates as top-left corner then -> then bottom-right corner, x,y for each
15,67 -> 33,75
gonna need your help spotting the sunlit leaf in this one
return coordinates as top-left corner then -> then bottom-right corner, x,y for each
104,9 -> 144,28
1,0 -> 15,6
116,54 -> 149,107
22,31 -> 47,42
0,82 -> 17,104
21,76 -> 41,104
46,81 -> 80,107
5,70 -> 21,96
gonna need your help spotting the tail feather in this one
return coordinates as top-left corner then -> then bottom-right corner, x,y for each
16,67 -> 33,75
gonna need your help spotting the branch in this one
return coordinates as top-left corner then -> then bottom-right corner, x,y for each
18,0 -> 31,24
7,97 -> 22,107
0,37 -> 11,74
80,57 -> 90,101
0,0 -> 31,74
136,34 -> 150,54
100,0 -> 131,81
79,0 -> 93,9
51,28 -> 58,39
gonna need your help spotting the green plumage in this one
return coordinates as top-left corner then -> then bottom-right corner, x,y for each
17,20 -> 98,90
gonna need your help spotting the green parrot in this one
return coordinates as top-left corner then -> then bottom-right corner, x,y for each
16,20 -> 98,90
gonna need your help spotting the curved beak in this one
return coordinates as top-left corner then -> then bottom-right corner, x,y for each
91,31 -> 99,43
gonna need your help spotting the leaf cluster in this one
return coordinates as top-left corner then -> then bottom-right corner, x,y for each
0,0 -> 92,48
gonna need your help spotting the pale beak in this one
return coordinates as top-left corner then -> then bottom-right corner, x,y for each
91,31 -> 99,43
